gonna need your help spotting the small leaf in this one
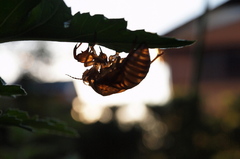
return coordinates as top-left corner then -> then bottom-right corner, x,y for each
0,77 -> 6,85
0,77 -> 27,97
0,108 -> 79,137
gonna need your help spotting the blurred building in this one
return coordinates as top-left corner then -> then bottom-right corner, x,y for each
163,1 -> 240,115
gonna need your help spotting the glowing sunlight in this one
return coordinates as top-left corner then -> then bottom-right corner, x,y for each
70,49 -> 173,124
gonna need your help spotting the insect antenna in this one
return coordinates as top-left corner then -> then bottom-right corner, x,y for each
65,74 -> 82,80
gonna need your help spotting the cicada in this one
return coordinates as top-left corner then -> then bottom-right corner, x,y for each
68,43 -> 163,96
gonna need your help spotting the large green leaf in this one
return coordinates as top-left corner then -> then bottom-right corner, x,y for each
0,0 -> 194,52
0,108 -> 79,137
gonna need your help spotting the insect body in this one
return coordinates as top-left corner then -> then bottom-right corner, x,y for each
70,43 -> 163,96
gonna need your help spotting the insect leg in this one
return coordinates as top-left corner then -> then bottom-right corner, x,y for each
151,49 -> 164,64
73,43 -> 82,60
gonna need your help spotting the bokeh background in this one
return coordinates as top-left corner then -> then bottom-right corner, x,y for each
2,0 -> 240,159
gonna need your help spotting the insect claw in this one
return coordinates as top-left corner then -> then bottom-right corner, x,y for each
99,46 -> 103,52
76,42 -> 82,48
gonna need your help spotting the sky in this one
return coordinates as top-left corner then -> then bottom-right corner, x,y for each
64,0 -> 228,34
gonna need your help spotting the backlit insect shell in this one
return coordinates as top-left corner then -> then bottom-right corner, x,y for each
90,43 -> 151,96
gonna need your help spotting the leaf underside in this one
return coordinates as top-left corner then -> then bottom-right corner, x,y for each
0,0 -> 194,52
0,108 -> 79,137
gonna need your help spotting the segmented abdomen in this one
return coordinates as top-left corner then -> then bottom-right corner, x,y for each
116,43 -> 151,89
90,43 -> 151,96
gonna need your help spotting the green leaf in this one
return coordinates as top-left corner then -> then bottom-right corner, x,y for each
0,108 -> 79,137
0,0 -> 194,52
0,77 -> 27,97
